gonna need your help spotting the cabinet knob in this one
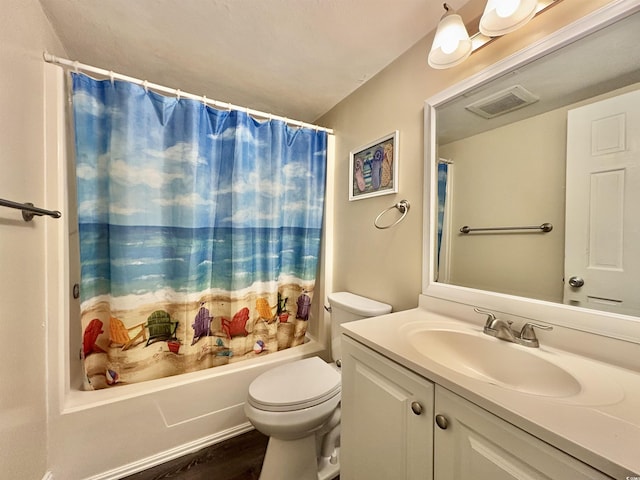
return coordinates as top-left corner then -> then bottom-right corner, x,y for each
410,401 -> 423,415
435,414 -> 449,429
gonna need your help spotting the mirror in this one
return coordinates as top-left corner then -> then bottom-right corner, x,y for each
424,2 -> 640,338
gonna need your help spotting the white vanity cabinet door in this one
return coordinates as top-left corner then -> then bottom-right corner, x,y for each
341,336 -> 434,480
434,386 -> 612,480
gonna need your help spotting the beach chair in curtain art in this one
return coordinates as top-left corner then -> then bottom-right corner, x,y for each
109,317 -> 147,351
145,310 -> 179,346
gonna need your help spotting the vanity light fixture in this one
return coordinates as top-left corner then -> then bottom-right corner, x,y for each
428,3 -> 472,69
428,0 -> 560,69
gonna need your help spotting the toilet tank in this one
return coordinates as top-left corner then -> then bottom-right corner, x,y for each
327,292 -> 392,363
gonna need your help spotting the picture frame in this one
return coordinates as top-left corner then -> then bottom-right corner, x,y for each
349,130 -> 399,201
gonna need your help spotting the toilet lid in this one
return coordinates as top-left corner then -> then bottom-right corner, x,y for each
248,357 -> 341,412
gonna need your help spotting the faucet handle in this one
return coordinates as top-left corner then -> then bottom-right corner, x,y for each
474,308 -> 511,329
474,307 -> 495,322
519,322 -> 553,347
473,307 -> 494,318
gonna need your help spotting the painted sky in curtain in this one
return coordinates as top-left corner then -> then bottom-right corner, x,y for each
72,74 -> 327,230
71,73 -> 327,301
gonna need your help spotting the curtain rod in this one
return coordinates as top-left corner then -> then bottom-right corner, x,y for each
43,53 -> 334,135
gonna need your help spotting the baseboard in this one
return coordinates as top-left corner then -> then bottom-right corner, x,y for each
83,422 -> 255,480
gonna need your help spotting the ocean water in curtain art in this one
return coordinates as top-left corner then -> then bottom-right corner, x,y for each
72,73 -> 327,389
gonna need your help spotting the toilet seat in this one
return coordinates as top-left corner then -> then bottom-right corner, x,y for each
248,357 -> 341,412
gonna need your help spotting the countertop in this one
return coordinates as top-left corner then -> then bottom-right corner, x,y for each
341,306 -> 640,479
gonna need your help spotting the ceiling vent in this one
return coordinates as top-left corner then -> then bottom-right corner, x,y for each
465,85 -> 539,119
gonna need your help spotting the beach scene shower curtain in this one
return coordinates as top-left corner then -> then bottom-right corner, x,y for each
436,162 -> 448,280
72,73 -> 327,389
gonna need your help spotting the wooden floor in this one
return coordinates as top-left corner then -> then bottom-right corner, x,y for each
123,429 -> 269,480
124,429 -> 340,480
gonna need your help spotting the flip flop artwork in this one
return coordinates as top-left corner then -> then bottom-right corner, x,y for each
349,131 -> 399,201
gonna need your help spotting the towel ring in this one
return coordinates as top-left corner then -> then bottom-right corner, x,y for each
374,200 -> 410,229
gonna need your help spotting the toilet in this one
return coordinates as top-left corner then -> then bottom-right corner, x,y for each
244,291 -> 392,480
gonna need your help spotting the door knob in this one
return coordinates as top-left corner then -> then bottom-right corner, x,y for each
435,414 -> 449,429
568,276 -> 584,288
411,401 -> 423,415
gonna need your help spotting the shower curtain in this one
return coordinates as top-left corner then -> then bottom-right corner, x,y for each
72,73 -> 327,389
436,161 -> 450,282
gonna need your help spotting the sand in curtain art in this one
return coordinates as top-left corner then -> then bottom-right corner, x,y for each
82,286 -> 313,390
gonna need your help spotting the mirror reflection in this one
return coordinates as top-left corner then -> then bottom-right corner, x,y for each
435,10 -> 640,317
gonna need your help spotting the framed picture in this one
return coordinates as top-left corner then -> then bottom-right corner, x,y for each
349,131 -> 399,201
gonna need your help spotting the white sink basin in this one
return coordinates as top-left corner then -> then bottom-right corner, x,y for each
407,329 -> 582,397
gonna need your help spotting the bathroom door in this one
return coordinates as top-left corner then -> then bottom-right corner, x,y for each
564,88 -> 640,316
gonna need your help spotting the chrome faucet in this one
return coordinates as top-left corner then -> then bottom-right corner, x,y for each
474,308 -> 552,348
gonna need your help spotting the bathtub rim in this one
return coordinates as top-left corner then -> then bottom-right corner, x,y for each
60,338 -> 326,414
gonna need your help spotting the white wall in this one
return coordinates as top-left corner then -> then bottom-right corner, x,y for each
0,0 -> 65,478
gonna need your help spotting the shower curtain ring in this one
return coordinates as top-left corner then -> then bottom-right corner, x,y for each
143,80 -> 149,93
176,89 -> 181,100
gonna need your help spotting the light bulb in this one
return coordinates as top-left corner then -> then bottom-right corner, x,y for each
480,0 -> 537,37
496,0 -> 521,18
440,24 -> 461,54
441,38 -> 459,54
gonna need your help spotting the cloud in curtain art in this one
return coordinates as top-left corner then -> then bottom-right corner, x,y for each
72,82 -> 326,230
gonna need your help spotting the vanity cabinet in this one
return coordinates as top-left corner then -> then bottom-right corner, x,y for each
341,336 -> 434,480
341,335 -> 612,480
434,386 -> 611,480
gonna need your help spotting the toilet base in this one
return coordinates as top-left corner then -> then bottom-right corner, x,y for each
258,436 -> 340,480
259,435 -> 317,480
318,448 -> 340,480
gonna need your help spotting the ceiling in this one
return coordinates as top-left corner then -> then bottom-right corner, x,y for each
38,0 -> 471,124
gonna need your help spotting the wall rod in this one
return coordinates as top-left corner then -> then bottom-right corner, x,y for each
43,53 -> 334,135
460,223 -> 553,234
0,198 -> 62,222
